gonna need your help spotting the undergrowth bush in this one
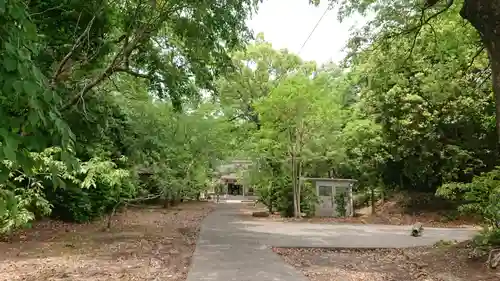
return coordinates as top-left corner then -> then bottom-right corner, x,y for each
46,185 -> 93,222
300,181 -> 318,217
0,147 -> 132,234
438,166 -> 500,247
437,166 -> 500,229
275,182 -> 318,217
473,227 -> 500,248
335,192 -> 347,217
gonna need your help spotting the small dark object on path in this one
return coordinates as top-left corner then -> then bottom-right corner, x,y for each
252,211 -> 270,217
411,222 -> 423,237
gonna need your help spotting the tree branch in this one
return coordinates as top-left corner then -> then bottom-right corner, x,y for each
115,67 -> 151,79
60,27 -> 150,111
29,4 -> 65,17
384,0 -> 455,58
51,15 -> 97,86
377,0 -> 455,62
397,0 -> 455,38
477,62 -> 492,89
466,46 -> 486,71
405,9 -> 425,61
59,2 -> 185,112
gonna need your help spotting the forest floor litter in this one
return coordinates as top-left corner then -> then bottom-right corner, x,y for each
252,212 -> 480,228
274,243 -> 500,281
241,192 -> 481,229
0,201 -> 214,281
240,206 -> 478,229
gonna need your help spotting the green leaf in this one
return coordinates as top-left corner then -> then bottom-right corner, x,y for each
0,169 -> 9,184
0,198 -> 5,216
56,177 -> 66,189
2,135 -> 19,162
13,80 -> 23,93
28,111 -> 39,127
2,145 -> 16,162
9,3 -> 25,20
23,22 -> 38,41
16,152 -> 33,174
4,42 -> 15,54
23,80 -> 38,94
3,57 -> 17,72
2,76 -> 15,93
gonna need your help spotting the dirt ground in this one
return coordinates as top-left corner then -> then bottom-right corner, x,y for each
274,244 -> 500,281
259,212 -> 480,228
0,201 -> 214,281
241,197 -> 480,229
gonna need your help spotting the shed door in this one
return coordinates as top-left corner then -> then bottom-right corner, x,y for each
317,185 -> 335,216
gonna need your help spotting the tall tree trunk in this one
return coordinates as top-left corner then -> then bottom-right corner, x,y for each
461,0 -> 500,140
489,45 -> 500,141
297,159 -> 303,216
370,186 -> 376,215
268,185 -> 274,213
291,152 -> 299,218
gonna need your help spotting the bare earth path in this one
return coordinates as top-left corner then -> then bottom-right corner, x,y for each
186,203 -> 477,281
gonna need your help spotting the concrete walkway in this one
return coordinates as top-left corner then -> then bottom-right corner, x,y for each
186,204 -> 477,281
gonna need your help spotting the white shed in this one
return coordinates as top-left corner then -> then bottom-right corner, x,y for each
301,178 -> 357,217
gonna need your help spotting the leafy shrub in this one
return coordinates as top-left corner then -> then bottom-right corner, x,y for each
440,210 -> 460,222
0,150 -> 61,234
300,181 -> 318,217
353,192 -> 371,209
335,192 -> 347,217
0,147 -> 132,234
47,158 -> 133,222
437,166 -> 500,229
47,179 -> 135,223
256,183 -> 277,212
46,184 -> 93,223
256,185 -> 270,206
437,167 -> 500,251
275,182 -> 318,217
0,185 -> 51,235
473,227 -> 500,248
277,186 -> 294,217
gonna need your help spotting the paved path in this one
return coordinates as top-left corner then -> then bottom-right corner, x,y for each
186,204 -> 477,281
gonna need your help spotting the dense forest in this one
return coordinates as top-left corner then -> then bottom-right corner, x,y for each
0,0 -> 499,251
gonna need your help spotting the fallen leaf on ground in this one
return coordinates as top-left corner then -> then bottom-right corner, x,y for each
0,202 -> 214,281
273,244 -> 500,281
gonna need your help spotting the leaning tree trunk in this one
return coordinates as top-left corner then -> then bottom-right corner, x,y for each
461,0 -> 500,141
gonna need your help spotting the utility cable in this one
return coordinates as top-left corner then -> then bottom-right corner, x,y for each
298,5 -> 331,55
269,4 -> 332,92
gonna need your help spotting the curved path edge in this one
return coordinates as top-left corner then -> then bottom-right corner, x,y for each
186,204 -> 477,281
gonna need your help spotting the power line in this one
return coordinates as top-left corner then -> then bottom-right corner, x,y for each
226,4 -> 332,128
269,4 -> 332,92
298,6 -> 331,55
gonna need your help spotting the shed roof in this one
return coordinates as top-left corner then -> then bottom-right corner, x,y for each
300,177 -> 357,183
